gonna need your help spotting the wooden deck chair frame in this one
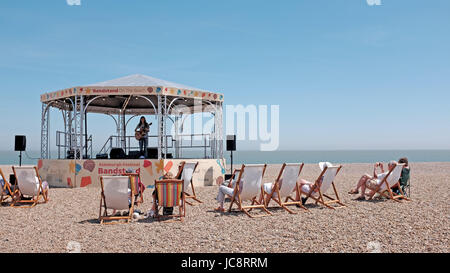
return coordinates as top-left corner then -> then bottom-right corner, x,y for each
302,165 -> 345,210
154,179 -> 186,222
11,166 -> 48,208
0,168 -> 15,205
220,169 -> 242,202
264,163 -> 307,214
228,164 -> 272,218
99,176 -> 136,225
179,162 -> 202,206
123,172 -> 144,206
367,163 -> 411,202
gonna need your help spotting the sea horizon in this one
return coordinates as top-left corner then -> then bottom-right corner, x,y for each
1,149 -> 449,166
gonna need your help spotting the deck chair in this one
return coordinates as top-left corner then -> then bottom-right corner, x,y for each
228,164 -> 272,218
11,166 -> 49,208
399,167 -> 411,198
0,168 -> 15,205
155,179 -> 185,222
301,165 -> 345,209
124,173 -> 144,206
263,163 -> 307,214
99,176 -> 135,224
179,162 -> 201,205
367,163 -> 410,202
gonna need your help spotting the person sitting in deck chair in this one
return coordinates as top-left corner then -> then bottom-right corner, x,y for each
148,172 -> 176,218
215,171 -> 243,212
391,157 -> 410,195
295,162 -> 329,205
349,160 -> 397,200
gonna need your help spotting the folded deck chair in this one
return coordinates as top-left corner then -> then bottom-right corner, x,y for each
0,168 -> 15,205
99,176 -> 135,224
11,166 -> 48,208
263,163 -> 307,214
179,162 -> 201,205
228,164 -> 272,218
155,179 -> 185,222
367,163 -> 410,202
399,167 -> 411,198
124,173 -> 144,206
301,165 -> 345,209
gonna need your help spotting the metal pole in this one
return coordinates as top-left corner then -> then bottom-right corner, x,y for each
85,111 -> 88,158
230,150 -> 233,175
157,95 -> 163,160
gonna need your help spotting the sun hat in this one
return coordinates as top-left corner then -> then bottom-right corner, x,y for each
319,162 -> 333,171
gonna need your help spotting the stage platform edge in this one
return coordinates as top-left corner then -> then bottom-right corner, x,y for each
38,158 -> 227,189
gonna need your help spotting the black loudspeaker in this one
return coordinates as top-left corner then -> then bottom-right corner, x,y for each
226,135 -> 236,151
128,151 -> 141,159
96,153 -> 108,159
66,149 -> 81,159
9,174 -> 16,185
147,148 -> 158,159
110,148 -> 126,159
15,135 -> 26,151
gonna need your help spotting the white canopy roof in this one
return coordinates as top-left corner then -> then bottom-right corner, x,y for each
41,74 -> 223,103
88,74 -> 206,91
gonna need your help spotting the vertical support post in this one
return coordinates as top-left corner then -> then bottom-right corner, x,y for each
72,92 -> 84,160
116,111 -> 126,151
174,115 -> 179,159
163,95 -> 168,159
66,107 -> 73,158
73,94 -> 78,159
85,111 -> 88,158
121,111 -> 128,154
157,94 -> 163,160
79,95 -> 84,160
40,103 -> 50,159
216,102 -> 224,159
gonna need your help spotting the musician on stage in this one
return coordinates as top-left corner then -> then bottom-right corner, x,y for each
135,116 -> 150,158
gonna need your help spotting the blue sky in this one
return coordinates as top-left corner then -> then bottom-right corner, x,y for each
0,0 -> 449,153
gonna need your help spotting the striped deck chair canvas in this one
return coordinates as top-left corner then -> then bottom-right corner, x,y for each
125,173 -> 144,206
155,179 -> 185,222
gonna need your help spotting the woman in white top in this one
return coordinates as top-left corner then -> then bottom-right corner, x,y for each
349,160 -> 396,200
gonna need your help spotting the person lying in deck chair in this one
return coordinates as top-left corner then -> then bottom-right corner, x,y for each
348,160 -> 397,200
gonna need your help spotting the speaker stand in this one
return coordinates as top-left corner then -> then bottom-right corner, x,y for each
230,150 -> 233,175
19,151 -> 22,167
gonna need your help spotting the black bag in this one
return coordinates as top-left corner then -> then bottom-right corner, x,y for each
163,207 -> 174,216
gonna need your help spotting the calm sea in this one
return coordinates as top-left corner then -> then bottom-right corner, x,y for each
0,150 -> 449,165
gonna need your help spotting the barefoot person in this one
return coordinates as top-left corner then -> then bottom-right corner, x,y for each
349,160 -> 397,200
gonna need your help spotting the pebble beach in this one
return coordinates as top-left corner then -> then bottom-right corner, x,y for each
0,162 -> 448,253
